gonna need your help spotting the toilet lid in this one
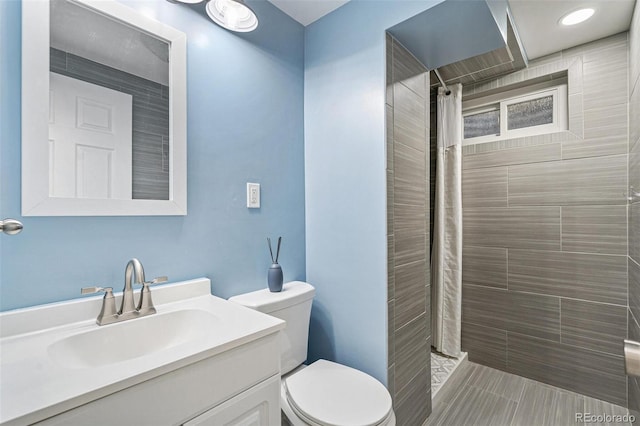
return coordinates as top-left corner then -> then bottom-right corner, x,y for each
284,360 -> 393,426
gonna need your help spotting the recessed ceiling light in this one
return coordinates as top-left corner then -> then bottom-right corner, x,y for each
206,0 -> 258,32
560,8 -> 595,26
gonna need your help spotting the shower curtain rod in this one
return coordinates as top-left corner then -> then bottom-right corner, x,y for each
433,68 -> 451,95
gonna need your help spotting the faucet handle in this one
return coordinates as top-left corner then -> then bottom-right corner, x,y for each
137,276 -> 167,315
81,286 -> 113,295
143,276 -> 168,286
81,287 -> 118,325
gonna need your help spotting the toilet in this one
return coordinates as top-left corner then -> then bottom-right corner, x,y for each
229,281 -> 396,426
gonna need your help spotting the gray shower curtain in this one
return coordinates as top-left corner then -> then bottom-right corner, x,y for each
431,83 -> 463,357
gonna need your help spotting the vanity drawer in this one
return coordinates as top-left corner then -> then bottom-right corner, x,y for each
35,333 -> 280,426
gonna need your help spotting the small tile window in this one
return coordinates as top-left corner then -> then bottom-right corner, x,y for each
462,82 -> 567,145
463,107 -> 500,139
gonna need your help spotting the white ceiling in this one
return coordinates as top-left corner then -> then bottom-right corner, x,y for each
267,0 -> 350,26
268,0 -> 636,61
508,0 -> 636,59
51,0 -> 169,85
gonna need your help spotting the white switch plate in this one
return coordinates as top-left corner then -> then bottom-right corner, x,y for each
247,183 -> 260,208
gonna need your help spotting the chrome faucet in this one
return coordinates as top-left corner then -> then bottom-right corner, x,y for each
119,258 -> 146,320
81,258 -> 167,325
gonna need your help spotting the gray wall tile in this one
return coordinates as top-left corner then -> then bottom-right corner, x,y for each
463,207 -> 561,250
630,139 -> 640,192
461,322 -> 507,370
630,258 -> 640,324
461,167 -> 508,208
386,33 -> 393,107
394,143 -> 426,206
561,205 -> 627,255
508,155 -> 627,206
568,103 -> 628,159
507,333 -> 627,406
462,246 -> 507,289
461,32 -> 631,409
393,202 -> 426,235
394,83 -> 427,152
395,367 -> 430,426
567,93 -> 584,139
386,104 -> 393,170
462,285 -> 560,341
395,232 -> 427,270
463,143 -> 561,170
631,202 -> 640,262
582,44 -> 628,110
386,37 -> 430,422
388,301 -> 395,368
632,4 -> 640,91
508,249 -> 628,305
560,298 -> 627,356
631,79 -> 640,153
630,312 -> 640,415
562,33 -> 627,63
395,314 -> 428,395
394,260 -> 427,329
392,39 -> 427,98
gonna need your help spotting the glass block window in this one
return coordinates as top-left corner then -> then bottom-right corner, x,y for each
461,83 -> 567,145
507,95 -> 553,130
463,109 -> 500,139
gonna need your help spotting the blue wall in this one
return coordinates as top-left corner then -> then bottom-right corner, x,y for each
303,0 -> 443,385
0,0 -> 306,310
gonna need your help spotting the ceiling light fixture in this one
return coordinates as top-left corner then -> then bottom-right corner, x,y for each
206,0 -> 258,32
170,0 -> 258,32
560,8 -> 595,26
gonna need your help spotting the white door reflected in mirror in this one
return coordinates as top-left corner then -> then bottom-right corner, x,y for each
22,0 -> 187,216
49,73 -> 133,200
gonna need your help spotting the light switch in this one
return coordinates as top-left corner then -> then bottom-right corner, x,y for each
247,183 -> 260,208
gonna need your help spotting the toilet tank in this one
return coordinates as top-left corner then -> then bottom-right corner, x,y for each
229,281 -> 315,375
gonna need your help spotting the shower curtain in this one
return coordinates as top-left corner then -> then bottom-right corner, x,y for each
431,83 -> 463,357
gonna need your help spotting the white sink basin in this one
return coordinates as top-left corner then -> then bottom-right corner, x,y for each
48,309 -> 219,369
0,278 -> 285,426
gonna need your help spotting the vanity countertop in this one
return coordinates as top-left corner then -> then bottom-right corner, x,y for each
0,278 -> 285,425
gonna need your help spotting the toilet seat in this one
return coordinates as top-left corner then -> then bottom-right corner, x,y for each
284,360 -> 393,426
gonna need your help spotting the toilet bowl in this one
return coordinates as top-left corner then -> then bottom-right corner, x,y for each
229,281 -> 395,426
281,360 -> 395,426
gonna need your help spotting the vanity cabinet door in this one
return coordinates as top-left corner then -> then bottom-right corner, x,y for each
183,375 -> 280,426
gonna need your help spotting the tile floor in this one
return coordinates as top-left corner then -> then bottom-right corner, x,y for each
426,361 -> 636,426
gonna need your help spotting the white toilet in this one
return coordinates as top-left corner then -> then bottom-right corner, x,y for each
229,281 -> 396,426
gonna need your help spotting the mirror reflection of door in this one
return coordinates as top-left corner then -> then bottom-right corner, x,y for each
49,72 -> 132,199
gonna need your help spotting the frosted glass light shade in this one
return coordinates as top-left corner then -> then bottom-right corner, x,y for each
172,0 -> 203,4
560,8 -> 594,26
205,0 -> 258,32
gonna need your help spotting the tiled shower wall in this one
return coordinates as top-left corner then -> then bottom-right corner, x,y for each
385,35 -> 431,424
51,48 -> 170,200
629,1 -> 640,416
460,33 -> 630,406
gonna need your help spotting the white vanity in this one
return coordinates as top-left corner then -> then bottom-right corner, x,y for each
0,279 -> 284,425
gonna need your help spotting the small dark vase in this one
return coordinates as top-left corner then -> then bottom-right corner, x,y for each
268,263 -> 283,292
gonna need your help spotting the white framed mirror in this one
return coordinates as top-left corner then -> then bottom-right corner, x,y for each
22,0 -> 187,216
